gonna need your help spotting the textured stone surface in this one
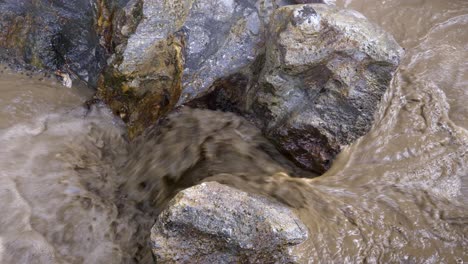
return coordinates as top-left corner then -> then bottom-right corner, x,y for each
99,1 -> 403,172
151,181 -> 308,263
98,0 -> 277,137
197,4 -> 404,173
251,5 -> 404,173
0,0 -> 128,86
124,0 -> 263,103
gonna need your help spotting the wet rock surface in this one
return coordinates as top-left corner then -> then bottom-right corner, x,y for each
151,182 -> 308,263
254,4 -> 403,172
0,0 -> 126,86
199,4 -> 404,173
98,1 -> 403,174
98,0 -> 275,137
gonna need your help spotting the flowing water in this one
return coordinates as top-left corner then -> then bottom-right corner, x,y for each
0,0 -> 467,263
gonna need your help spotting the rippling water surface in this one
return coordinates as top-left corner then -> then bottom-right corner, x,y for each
0,0 -> 467,263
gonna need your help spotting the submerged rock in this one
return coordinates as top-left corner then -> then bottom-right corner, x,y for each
151,182 -> 308,263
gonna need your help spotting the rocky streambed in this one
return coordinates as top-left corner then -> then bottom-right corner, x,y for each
0,0 -> 467,263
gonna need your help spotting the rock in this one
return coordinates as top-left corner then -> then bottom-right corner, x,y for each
98,33 -> 184,138
151,182 -> 308,263
99,2 -> 403,173
198,4 -> 404,173
0,0 -> 124,86
98,0 -> 277,137
254,5 -> 403,173
108,0 -> 144,48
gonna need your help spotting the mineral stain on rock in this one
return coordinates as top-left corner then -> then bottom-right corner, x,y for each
97,34 -> 184,138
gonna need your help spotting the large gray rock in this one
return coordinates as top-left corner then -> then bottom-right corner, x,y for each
198,4 -> 404,173
151,182 -> 308,263
98,0 -> 277,137
99,1 -> 403,173
251,5 -> 404,173
123,0 -> 265,103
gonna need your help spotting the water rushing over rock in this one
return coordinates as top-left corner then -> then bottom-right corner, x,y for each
0,0 -> 468,263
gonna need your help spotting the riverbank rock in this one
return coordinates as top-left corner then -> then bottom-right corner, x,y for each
99,1 -> 403,173
97,0 -> 277,138
197,4 -> 404,173
151,182 -> 308,263
0,0 -> 124,86
255,5 -> 403,173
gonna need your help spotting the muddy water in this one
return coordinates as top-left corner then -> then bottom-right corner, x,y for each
0,71 -> 132,263
0,0 -> 468,263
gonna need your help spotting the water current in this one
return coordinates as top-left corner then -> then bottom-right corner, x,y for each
0,0 -> 467,263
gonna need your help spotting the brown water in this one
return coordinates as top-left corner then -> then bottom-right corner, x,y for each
1,0 -> 467,263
